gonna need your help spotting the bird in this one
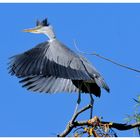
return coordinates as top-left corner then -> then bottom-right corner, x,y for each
8,18 -> 110,118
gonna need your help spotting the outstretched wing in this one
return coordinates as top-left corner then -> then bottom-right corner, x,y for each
8,40 -> 92,80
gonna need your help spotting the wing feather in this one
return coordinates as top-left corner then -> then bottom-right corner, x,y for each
20,75 -> 79,93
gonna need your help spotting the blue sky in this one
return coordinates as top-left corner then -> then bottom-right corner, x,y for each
0,3 -> 140,137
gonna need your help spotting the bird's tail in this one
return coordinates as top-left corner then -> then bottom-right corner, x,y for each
94,76 -> 110,93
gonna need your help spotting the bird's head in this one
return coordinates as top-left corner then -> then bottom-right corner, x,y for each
23,18 -> 56,40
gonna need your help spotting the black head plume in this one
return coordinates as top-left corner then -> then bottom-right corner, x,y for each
42,18 -> 49,26
36,20 -> 41,26
36,18 -> 49,27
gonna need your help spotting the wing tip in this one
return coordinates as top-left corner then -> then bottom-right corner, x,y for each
104,85 -> 110,93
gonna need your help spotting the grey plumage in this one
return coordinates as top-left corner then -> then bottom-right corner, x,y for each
20,76 -> 79,93
8,18 -> 110,97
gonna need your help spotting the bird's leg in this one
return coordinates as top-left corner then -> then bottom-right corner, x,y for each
89,94 -> 94,119
73,82 -> 82,114
74,91 -> 81,114
70,82 -> 82,123
70,90 -> 81,123
84,83 -> 94,119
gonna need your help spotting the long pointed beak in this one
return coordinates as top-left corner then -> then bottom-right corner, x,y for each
23,27 -> 38,33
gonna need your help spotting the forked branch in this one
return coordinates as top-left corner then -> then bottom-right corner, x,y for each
58,106 -> 140,137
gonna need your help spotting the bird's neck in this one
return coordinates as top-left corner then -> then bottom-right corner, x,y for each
44,25 -> 56,41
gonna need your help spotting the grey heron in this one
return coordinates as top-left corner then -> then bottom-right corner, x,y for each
8,18 -> 110,118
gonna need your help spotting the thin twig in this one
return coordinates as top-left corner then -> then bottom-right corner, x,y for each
92,53 -> 140,73
73,40 -> 140,73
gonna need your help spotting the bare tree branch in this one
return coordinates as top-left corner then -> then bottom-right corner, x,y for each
75,120 -> 140,131
58,112 -> 140,137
